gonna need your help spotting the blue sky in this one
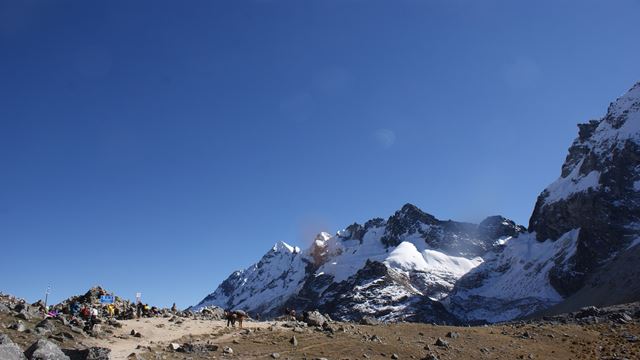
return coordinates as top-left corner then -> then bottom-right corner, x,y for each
1,0 -> 639,308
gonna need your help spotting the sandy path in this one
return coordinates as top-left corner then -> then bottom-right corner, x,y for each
82,318 -> 273,360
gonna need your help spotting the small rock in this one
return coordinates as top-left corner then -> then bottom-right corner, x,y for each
48,334 -> 64,343
271,353 -> 280,359
223,346 -> 234,354
391,354 -> 399,359
8,321 -> 26,332
290,335 -> 298,346
434,338 -> 449,348
16,311 -> 31,321
623,334 -> 639,343
445,331 -> 459,339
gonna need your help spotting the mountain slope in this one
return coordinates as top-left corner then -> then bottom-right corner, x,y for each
446,81 -> 640,322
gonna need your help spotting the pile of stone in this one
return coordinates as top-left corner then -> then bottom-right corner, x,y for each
53,286 -> 179,321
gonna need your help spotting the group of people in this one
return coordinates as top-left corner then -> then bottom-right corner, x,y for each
66,302 -> 101,330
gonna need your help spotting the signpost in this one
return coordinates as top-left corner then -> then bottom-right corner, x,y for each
99,295 -> 115,304
135,292 -> 142,304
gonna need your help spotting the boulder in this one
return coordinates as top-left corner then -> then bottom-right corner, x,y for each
16,311 -> 31,321
445,331 -> 460,339
609,312 -> 632,324
8,320 -> 27,332
25,339 -> 70,360
359,316 -> 379,326
0,334 -> 27,360
83,347 -> 111,360
303,311 -> 327,327
434,338 -> 449,348
36,319 -> 56,331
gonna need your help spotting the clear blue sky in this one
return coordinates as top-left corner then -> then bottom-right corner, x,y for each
1,0 -> 639,308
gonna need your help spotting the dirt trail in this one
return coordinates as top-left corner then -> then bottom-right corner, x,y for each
83,318 -> 272,359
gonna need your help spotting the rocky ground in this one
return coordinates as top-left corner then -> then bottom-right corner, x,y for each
2,290 -> 639,360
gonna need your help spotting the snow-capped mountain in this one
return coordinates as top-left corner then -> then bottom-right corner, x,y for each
192,204 -> 524,322
194,81 -> 640,324
446,81 -> 640,322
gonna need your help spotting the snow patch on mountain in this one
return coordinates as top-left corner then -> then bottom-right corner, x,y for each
543,160 -> 600,206
446,229 -> 580,322
385,242 -> 483,281
627,237 -> 640,250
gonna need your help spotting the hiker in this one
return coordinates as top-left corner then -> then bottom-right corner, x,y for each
106,303 -> 115,318
171,303 -> 177,313
80,305 -> 91,320
70,302 -> 81,316
136,302 -> 143,318
88,306 -> 99,330
284,307 -> 296,321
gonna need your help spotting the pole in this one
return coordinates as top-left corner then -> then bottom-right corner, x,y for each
43,286 -> 51,318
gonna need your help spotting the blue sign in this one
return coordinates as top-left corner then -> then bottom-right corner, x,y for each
100,295 -> 115,304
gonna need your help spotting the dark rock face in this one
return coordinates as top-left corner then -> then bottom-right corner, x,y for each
478,216 -> 526,241
317,260 -> 459,325
529,82 -> 640,296
381,204 -> 440,247
379,204 -> 525,257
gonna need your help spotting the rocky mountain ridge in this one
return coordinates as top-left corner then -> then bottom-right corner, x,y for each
193,204 -> 525,322
194,80 -> 640,324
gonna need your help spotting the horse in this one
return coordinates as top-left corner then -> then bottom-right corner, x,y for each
225,310 -> 248,328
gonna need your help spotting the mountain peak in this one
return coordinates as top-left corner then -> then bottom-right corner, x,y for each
272,241 -> 299,254
605,80 -> 640,127
396,203 -> 438,224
